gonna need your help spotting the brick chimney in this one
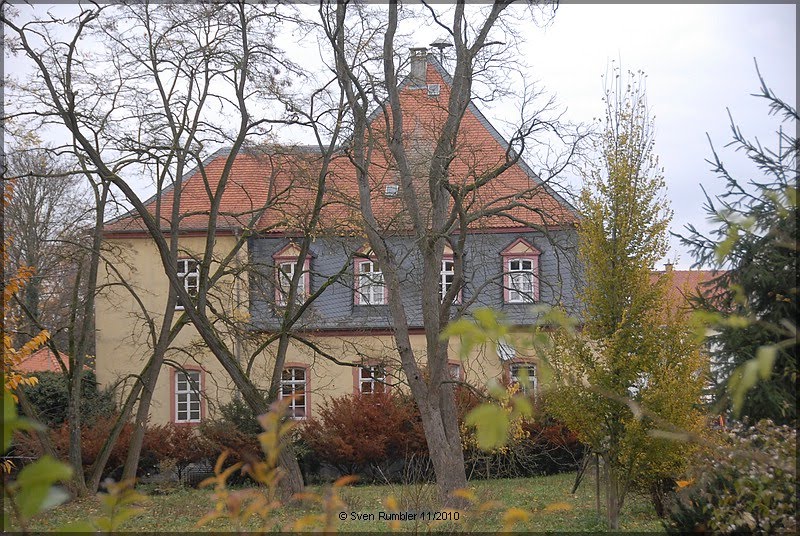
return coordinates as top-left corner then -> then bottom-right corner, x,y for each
664,262 -> 674,273
409,47 -> 427,87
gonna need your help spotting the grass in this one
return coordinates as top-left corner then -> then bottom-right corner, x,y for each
19,472 -> 664,532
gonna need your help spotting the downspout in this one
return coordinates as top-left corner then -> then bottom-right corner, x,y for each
233,227 -> 243,367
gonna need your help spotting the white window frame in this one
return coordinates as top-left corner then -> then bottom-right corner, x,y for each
175,370 -> 202,423
279,367 -> 307,420
359,365 -> 386,395
440,259 -> 460,304
276,261 -> 306,306
176,258 -> 200,310
509,363 -> 537,395
356,260 -> 385,305
507,258 -> 535,303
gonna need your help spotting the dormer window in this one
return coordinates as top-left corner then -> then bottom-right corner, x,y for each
440,245 -> 462,304
355,260 -> 385,305
501,238 -> 541,304
273,243 -> 311,307
354,246 -> 386,306
507,259 -> 535,303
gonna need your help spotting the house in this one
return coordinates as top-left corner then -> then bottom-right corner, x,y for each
95,49 -> 580,425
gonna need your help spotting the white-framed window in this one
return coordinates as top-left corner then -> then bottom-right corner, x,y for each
440,259 -> 459,304
509,363 -> 537,395
280,367 -> 307,420
174,370 -> 202,423
356,260 -> 385,305
176,258 -> 200,309
507,258 -> 535,303
358,365 -> 386,394
276,261 -> 306,306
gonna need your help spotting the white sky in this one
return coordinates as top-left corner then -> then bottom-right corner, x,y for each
514,3 -> 797,269
5,3 -> 797,269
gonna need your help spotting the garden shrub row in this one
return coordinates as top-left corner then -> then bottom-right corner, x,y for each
21,370 -> 115,428
298,389 -> 584,483
14,387 -> 584,485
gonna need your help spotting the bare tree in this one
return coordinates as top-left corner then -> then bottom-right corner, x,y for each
320,1 -> 581,505
3,142 -> 92,350
2,2 -> 313,493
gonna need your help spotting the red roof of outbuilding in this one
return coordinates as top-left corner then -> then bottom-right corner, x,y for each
18,348 -> 69,374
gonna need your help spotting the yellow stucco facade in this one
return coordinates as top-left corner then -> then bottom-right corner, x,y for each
96,235 -> 520,425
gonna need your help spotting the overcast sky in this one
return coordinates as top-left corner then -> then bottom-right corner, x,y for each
5,3 -> 796,269
518,3 -> 796,269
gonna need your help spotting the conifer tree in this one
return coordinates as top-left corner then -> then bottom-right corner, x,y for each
679,66 -> 797,424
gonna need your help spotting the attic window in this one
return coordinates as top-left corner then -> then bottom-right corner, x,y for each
427,84 -> 440,97
384,184 -> 400,197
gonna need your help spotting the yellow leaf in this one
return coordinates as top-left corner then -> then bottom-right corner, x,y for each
333,474 -> 358,488
502,507 -> 530,526
451,488 -> 476,503
543,501 -> 573,512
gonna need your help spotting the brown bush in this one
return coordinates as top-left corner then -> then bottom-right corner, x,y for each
13,417 -> 217,481
301,392 -> 428,479
13,414 -> 134,478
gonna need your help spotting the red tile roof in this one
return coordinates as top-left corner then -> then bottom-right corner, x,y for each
18,347 -> 69,374
653,268 -> 722,311
106,59 -> 577,236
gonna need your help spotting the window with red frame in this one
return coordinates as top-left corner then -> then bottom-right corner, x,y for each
509,363 -> 537,395
176,258 -> 199,310
440,258 -> 461,304
448,362 -> 462,381
276,261 -> 307,306
506,258 -> 535,303
356,260 -> 385,305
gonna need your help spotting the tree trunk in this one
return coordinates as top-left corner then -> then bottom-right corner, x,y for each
15,388 -> 57,459
65,383 -> 87,496
596,453 -> 601,516
87,380 -> 143,493
414,391 -> 467,507
121,355 -> 164,481
605,460 -> 621,530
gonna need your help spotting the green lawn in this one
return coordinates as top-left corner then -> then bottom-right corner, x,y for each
20,472 -> 663,532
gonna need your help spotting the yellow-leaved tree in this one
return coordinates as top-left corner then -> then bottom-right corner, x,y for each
546,68 -> 708,530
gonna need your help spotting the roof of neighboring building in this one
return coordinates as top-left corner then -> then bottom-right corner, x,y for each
17,347 -> 69,374
105,56 -> 578,237
653,266 -> 723,310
